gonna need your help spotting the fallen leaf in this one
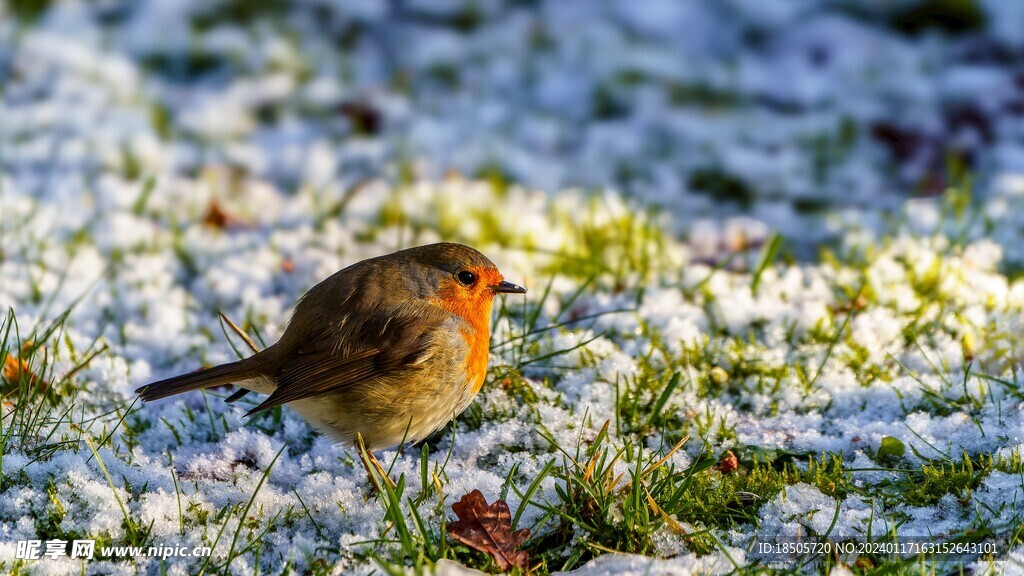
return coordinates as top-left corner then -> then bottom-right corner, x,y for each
203,199 -> 232,229
2,352 -> 46,394
339,100 -> 381,135
448,490 -> 530,571
715,450 -> 738,474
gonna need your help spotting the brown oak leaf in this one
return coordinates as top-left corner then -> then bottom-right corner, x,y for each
448,490 -> 530,571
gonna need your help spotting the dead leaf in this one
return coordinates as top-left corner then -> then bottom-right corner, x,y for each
2,352 -> 46,395
339,100 -> 381,135
203,199 -> 234,229
715,450 -> 738,475
448,490 -> 530,571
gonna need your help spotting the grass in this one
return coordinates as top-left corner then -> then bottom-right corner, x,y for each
5,0 -> 1024,570
2,184 -> 1023,576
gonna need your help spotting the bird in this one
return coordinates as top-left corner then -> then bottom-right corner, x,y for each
135,243 -> 527,454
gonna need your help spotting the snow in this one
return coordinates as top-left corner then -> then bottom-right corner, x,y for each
3,0 -> 1024,573
552,551 -> 744,576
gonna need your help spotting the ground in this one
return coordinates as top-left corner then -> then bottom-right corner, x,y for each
2,1 -> 1024,575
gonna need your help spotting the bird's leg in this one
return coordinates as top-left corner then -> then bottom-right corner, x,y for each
356,432 -> 397,492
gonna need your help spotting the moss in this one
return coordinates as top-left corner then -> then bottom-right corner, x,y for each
901,453 -> 988,507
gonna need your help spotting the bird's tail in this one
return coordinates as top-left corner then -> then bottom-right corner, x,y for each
135,358 -> 263,402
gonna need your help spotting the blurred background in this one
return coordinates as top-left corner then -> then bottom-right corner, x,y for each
3,0 -> 1024,260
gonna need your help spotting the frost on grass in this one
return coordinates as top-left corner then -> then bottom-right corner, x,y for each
3,177 -> 1024,574
4,0 -> 1024,574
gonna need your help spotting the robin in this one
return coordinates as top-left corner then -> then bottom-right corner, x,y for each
135,243 -> 527,458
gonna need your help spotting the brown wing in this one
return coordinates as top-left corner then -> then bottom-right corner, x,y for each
245,301 -> 449,416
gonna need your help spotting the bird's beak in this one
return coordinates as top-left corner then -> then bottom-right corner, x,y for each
491,280 -> 527,294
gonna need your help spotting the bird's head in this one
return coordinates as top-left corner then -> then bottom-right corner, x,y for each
394,243 -> 527,327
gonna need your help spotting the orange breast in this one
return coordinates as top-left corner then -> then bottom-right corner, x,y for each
461,324 -> 490,394
431,268 -> 497,393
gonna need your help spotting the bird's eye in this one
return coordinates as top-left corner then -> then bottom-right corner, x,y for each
457,271 -> 477,286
